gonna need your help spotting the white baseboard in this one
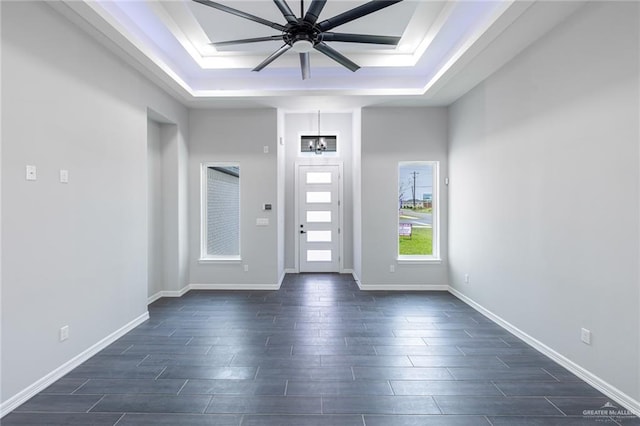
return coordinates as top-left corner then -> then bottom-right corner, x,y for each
147,291 -> 163,304
278,271 -> 286,287
284,268 -> 297,274
0,311 -> 149,418
147,287 -> 190,304
149,282 -> 282,305
358,283 -> 449,291
448,286 -> 640,417
189,283 -> 280,291
341,268 -> 354,274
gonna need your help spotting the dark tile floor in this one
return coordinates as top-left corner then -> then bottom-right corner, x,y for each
4,273 -> 639,425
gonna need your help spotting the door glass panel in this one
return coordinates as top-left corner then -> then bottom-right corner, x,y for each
306,172 -> 332,184
307,230 -> 332,242
307,250 -> 332,262
307,211 -> 331,223
306,191 -> 331,203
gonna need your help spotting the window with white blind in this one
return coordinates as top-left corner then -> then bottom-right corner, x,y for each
201,163 -> 240,261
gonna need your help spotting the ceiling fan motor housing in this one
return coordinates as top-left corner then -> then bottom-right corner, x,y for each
286,23 -> 318,52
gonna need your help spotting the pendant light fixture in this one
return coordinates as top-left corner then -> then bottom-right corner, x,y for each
308,110 -> 327,154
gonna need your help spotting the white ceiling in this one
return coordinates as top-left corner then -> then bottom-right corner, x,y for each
52,0 -> 586,108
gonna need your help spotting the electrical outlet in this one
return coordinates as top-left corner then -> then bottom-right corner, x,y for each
243,264 -> 249,272
464,274 -> 470,284
389,265 -> 395,273
581,328 -> 591,345
60,326 -> 69,342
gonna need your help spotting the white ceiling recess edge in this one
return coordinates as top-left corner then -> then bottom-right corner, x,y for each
48,1 -> 586,108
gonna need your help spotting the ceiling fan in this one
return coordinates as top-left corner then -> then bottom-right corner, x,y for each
192,0 -> 404,79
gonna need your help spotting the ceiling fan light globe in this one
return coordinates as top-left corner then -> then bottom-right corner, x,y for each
292,40 -> 314,53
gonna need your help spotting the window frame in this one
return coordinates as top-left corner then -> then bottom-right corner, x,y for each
397,160 -> 441,263
200,162 -> 241,263
297,131 -> 340,158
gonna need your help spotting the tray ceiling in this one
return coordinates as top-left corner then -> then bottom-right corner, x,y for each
53,0 -> 586,107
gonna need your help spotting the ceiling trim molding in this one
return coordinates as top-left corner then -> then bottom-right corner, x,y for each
47,0 -> 587,108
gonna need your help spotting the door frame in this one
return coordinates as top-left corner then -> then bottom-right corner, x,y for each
294,161 -> 344,273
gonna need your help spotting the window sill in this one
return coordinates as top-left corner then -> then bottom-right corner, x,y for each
397,257 -> 442,265
199,256 -> 241,264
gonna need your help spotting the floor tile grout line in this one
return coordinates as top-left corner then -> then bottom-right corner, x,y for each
154,366 -> 167,380
202,395 -> 214,414
430,394 -> 444,415
387,380 -> 396,396
495,355 -> 510,368
176,379 -> 189,395
544,396 -> 567,416
70,379 -> 91,395
112,412 -> 126,426
491,381 -> 507,397
85,394 -> 106,413
136,354 -> 150,368
541,367 -> 562,382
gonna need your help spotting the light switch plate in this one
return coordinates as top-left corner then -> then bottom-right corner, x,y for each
256,218 -> 269,226
26,165 -> 37,181
60,169 -> 69,183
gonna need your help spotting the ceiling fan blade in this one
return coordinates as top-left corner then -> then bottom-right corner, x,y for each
318,0 -> 403,32
299,52 -> 310,80
253,44 -> 292,72
303,0 -> 327,25
320,32 -> 400,45
273,0 -> 298,24
314,41 -> 359,72
212,35 -> 285,47
192,0 -> 286,31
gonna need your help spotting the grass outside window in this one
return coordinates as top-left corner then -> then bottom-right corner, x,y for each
399,227 -> 433,255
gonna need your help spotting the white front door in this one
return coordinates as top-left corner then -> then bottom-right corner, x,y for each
297,164 -> 341,272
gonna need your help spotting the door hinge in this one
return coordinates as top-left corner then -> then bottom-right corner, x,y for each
338,200 -> 341,206
338,227 -> 340,234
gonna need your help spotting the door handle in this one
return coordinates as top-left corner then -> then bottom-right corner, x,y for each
300,230 -> 306,234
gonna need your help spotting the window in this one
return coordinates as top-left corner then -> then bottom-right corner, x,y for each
300,135 -> 338,156
201,163 -> 240,260
398,161 -> 439,260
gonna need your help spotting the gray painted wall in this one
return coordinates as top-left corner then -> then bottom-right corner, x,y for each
449,1 -> 639,401
188,109 -> 278,286
1,1 -> 188,405
147,119 -> 164,298
360,107 -> 449,287
352,110 -> 363,280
